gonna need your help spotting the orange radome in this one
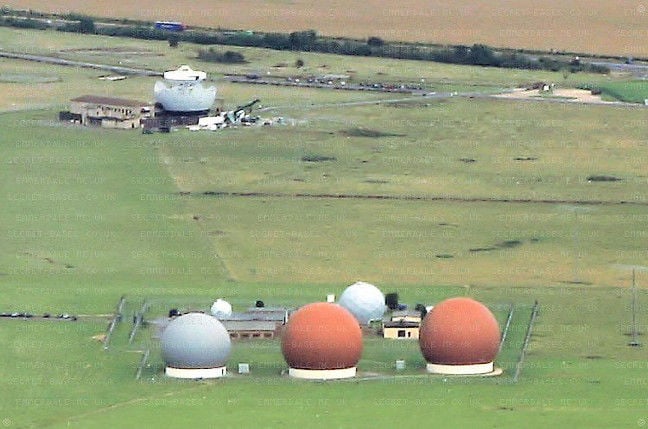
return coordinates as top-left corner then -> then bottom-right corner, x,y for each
419,297 -> 500,367
282,302 -> 362,371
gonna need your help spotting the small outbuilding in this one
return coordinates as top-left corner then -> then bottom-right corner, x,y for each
383,310 -> 422,339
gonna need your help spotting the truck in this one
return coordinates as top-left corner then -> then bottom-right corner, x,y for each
154,21 -> 186,32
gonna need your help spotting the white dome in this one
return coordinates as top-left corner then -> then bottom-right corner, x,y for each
163,65 -> 207,81
338,281 -> 385,325
161,313 -> 231,369
154,80 -> 216,112
210,299 -> 232,319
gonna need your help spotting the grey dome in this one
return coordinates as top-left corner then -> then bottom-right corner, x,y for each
161,313 -> 231,369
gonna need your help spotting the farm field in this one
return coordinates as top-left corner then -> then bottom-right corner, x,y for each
5,0 -> 648,57
1,26 -> 648,428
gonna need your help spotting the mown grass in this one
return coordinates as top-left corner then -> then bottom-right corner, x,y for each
599,81 -> 648,103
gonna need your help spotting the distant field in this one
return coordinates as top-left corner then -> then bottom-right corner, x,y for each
5,0 -> 648,56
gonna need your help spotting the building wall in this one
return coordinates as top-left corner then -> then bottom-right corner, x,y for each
229,330 -> 276,340
383,327 -> 419,339
101,118 -> 140,129
70,100 -> 152,129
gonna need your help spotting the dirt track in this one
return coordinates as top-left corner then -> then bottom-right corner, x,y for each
198,190 -> 648,207
493,88 -> 624,105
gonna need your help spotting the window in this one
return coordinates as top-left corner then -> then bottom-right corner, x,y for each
398,330 -> 406,338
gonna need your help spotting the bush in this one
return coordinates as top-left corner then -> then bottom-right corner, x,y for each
168,34 -> 179,48
197,48 -> 246,63
300,154 -> 336,162
367,36 -> 385,47
0,17 -> 48,30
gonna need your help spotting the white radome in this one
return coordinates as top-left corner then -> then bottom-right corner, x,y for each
338,281 -> 385,325
210,299 -> 233,319
154,65 -> 216,112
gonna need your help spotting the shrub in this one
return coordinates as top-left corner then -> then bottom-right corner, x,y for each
197,48 -> 246,63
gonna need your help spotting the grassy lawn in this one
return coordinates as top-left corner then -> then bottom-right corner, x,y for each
599,81 -> 648,103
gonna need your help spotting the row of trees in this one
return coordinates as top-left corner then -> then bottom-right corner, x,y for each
0,14 -> 609,74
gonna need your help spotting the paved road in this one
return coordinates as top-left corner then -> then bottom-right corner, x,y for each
591,61 -> 648,77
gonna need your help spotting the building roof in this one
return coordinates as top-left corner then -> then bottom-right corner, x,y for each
222,310 -> 287,322
221,320 -> 279,332
391,310 -> 422,318
71,95 -> 151,108
383,321 -> 420,329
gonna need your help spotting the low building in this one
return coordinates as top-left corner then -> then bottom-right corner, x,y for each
383,320 -> 420,339
69,95 -> 153,129
383,310 -> 422,339
221,320 -> 281,340
219,308 -> 289,340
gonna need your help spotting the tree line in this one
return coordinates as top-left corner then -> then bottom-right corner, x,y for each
0,10 -> 609,74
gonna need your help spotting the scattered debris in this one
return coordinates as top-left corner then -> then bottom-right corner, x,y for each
92,334 -> 107,342
98,75 -> 127,81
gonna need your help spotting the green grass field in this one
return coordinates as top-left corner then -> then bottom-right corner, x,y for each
1,26 -> 648,428
599,81 -> 648,104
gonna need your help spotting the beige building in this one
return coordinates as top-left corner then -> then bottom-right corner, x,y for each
383,310 -> 422,339
383,320 -> 420,339
70,95 -> 153,129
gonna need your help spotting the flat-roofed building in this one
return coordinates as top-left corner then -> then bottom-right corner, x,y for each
69,95 -> 153,129
383,320 -> 420,339
383,310 -> 422,339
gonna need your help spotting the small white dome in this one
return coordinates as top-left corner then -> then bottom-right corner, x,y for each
210,299 -> 233,319
338,281 -> 385,325
163,65 -> 207,81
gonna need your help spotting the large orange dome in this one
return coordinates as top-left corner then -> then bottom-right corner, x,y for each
282,302 -> 363,372
419,297 -> 500,370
